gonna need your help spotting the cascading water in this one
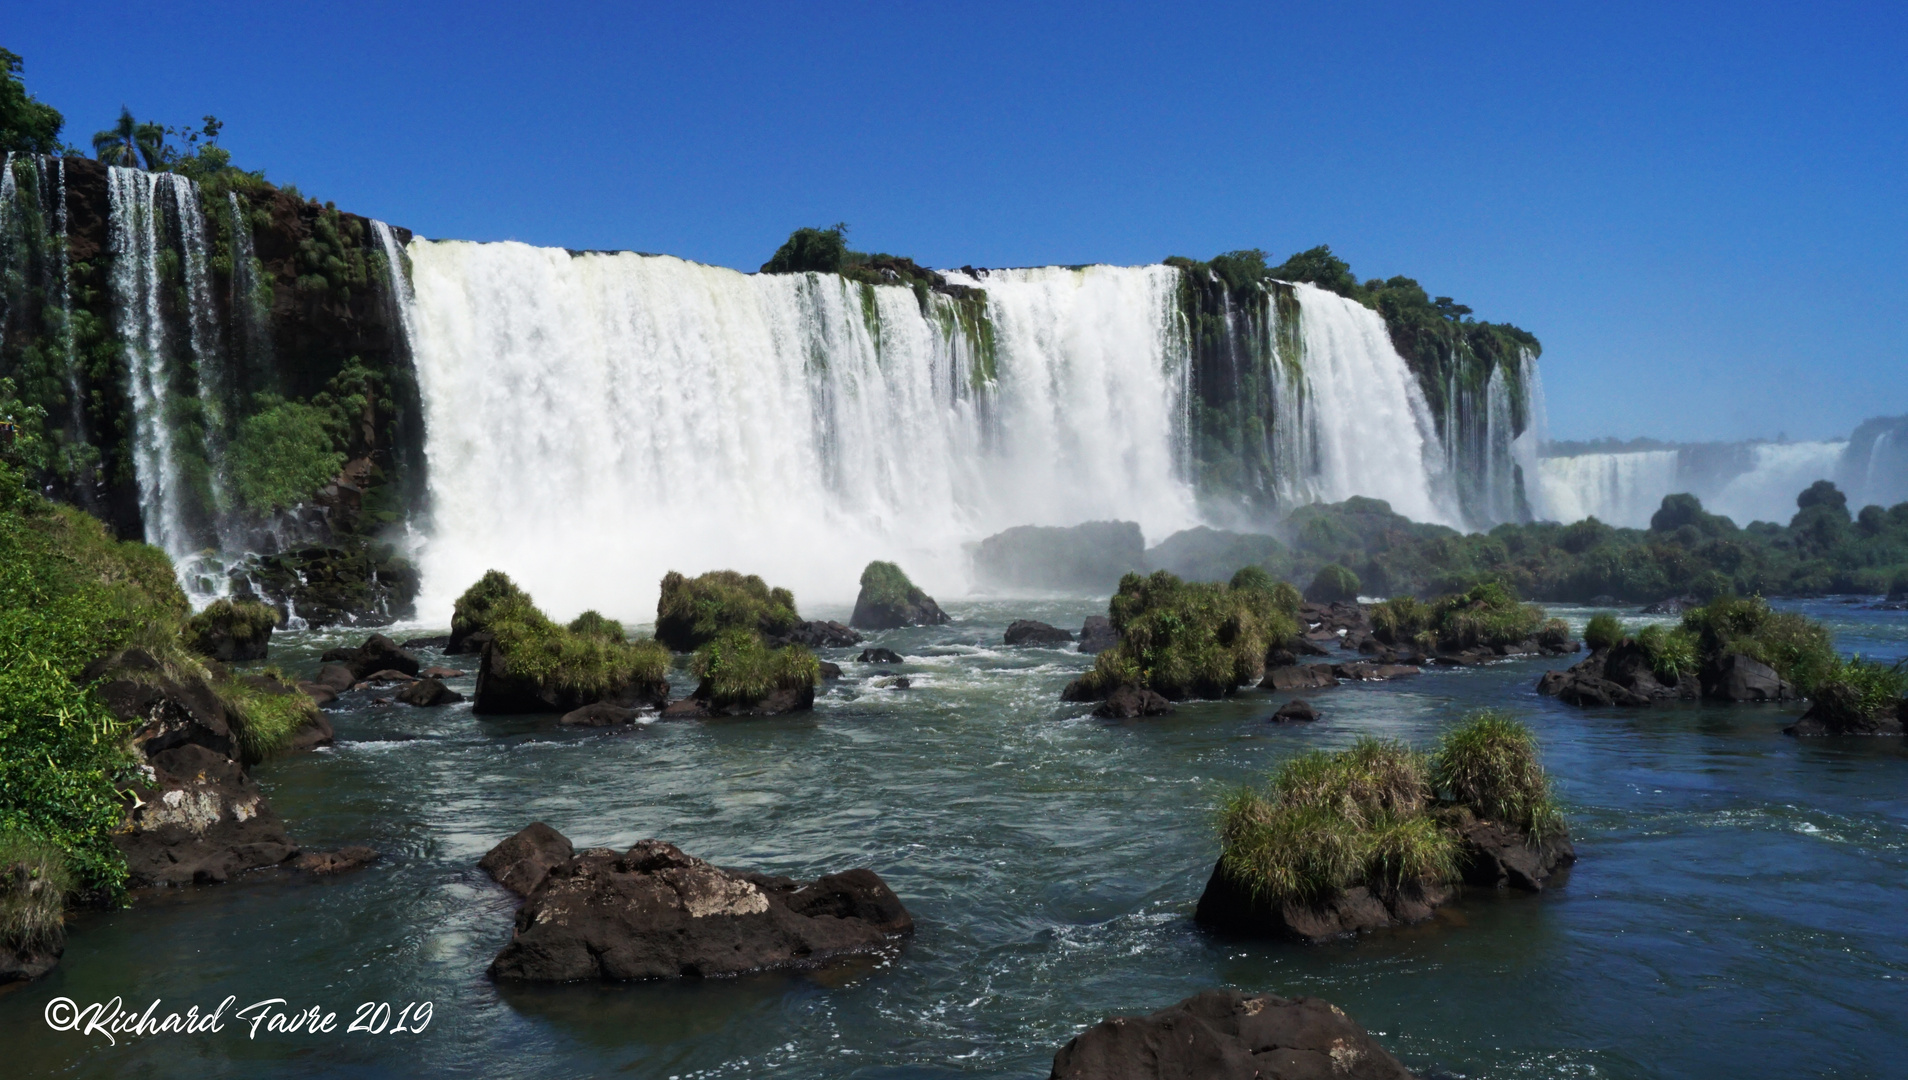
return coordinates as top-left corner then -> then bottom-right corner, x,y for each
1707,441 -> 1846,525
1535,450 -> 1682,527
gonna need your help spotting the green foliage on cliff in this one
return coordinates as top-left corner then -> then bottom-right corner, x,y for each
0,48 -> 62,155
0,462 -> 188,898
1071,569 -> 1299,700
229,396 -> 345,513
655,569 -> 799,652
691,628 -> 819,707
474,577 -> 669,695
183,598 -> 280,657
762,224 -> 851,274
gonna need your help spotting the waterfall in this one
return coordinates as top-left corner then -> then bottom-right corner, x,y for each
1537,439 -> 1853,528
1282,283 -> 1456,526
1536,451 -> 1681,527
227,192 -> 273,371
1707,441 -> 1846,525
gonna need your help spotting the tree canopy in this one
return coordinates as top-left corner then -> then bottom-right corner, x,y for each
0,47 -> 63,155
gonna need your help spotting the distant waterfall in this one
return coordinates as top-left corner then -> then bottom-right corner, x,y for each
1707,442 -> 1846,525
1537,451 -> 1682,527
1536,440 -> 1853,528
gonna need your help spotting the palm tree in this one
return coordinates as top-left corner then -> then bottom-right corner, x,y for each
92,107 -> 166,170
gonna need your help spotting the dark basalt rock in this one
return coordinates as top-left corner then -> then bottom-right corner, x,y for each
484,833 -> 912,982
87,650 -> 239,762
359,668 -> 416,685
290,846 -> 380,875
400,635 -> 452,651
472,639 -> 669,715
1093,684 -> 1175,718
481,823 -> 577,896
0,939 -> 62,985
312,663 -> 358,693
1701,653 -> 1794,702
1076,615 -> 1119,654
559,702 -> 644,727
859,647 -> 904,664
1261,665 -> 1339,692
661,683 -> 816,719
1049,989 -> 1417,1080
1270,699 -> 1318,723
818,660 -> 844,680
1447,811 -> 1576,891
772,620 -> 863,648
1785,686 -> 1908,736
321,634 -> 422,681
114,742 -> 299,887
1005,619 -> 1074,646
288,713 -> 335,751
185,608 -> 275,662
1329,662 -> 1420,682
397,678 -> 464,707
1536,645 -> 1698,707
850,589 -> 950,631
419,665 -> 465,679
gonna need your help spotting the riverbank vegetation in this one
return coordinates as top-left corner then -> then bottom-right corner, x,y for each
1065,568 -> 1301,701
1216,712 -> 1562,909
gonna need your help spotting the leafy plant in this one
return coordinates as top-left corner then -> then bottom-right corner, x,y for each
655,570 -> 799,652
1430,712 -> 1563,838
1072,570 -> 1298,700
0,828 -> 71,953
229,396 -> 344,514
691,629 -> 818,707
1583,612 -> 1625,652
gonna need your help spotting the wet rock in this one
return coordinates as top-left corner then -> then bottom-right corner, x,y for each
1537,646 -> 1692,707
874,675 -> 913,690
859,647 -> 904,664
772,620 -> 863,648
359,668 -> 417,685
1702,653 -> 1794,702
559,702 -> 643,727
481,823 -> 577,896
0,939 -> 61,985
397,678 -> 464,707
1194,865 -> 1454,943
1005,620 -> 1073,646
660,684 -> 816,719
321,634 -> 422,681
1093,684 -> 1175,718
288,713 -> 335,752
290,846 -> 380,875
87,650 -> 239,762
473,638 -> 668,715
312,663 -> 357,694
114,742 -> 299,887
1448,811 -> 1575,891
297,681 -> 337,707
400,635 -> 452,651
818,661 -> 844,680
485,834 -> 912,981
419,665 -> 465,679
1270,699 -> 1318,723
1260,665 -> 1339,692
1049,988 -> 1416,1080
1785,685 -> 1908,736
1076,615 -> 1119,655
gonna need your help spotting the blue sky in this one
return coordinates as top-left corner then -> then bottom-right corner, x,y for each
10,1 -> 1905,442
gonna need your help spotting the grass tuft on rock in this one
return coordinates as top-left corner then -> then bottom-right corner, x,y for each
1582,612 -> 1624,651
1430,712 -> 1563,839
182,598 -> 281,657
222,669 -> 320,762
1369,581 -> 1547,652
1680,594 -> 1836,691
655,570 -> 799,652
1071,570 -> 1300,701
484,586 -> 669,696
566,610 -> 626,643
691,629 -> 819,708
451,569 -> 529,649
0,829 -> 72,954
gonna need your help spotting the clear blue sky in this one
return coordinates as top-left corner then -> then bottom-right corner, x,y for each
9,1 -> 1905,442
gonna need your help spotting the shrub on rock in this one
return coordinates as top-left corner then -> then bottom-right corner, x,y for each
0,830 -> 72,984
450,570 -> 527,654
565,610 -> 625,642
664,629 -> 818,717
1063,570 -> 1299,702
1369,581 -> 1548,654
468,579 -> 670,715
183,599 -> 281,662
654,570 -> 799,652
850,561 -> 949,630
1583,612 -> 1624,651
1304,562 -> 1360,604
1787,655 -> 1908,735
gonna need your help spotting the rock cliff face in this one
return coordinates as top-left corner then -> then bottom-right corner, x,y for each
0,153 -> 422,624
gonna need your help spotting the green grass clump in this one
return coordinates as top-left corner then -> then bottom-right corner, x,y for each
858,560 -> 930,610
566,610 -> 626,642
1583,612 -> 1624,651
1218,737 -> 1456,907
1806,655 -> 1908,724
0,829 -> 72,954
691,629 -> 819,707
221,670 -> 319,762
1073,570 -> 1299,700
1430,712 -> 1564,839
655,570 -> 799,652
1680,594 -> 1837,691
1633,623 -> 1700,682
1370,582 -> 1547,652
182,599 -> 281,657
451,569 -> 529,648
1219,713 -> 1568,910
0,463 -> 189,898
481,584 -> 669,696
1304,562 -> 1361,603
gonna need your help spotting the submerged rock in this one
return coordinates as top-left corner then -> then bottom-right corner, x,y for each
1076,615 -> 1119,654
482,832 -> 912,982
859,647 -> 904,664
1260,665 -> 1339,692
1049,988 -> 1416,1080
818,660 -> 844,680
1270,699 -> 1318,723
1005,619 -> 1073,646
290,846 -> 380,875
558,702 -> 644,727
1093,684 -> 1175,718
661,684 -> 816,718
397,678 -> 464,707
773,620 -> 863,648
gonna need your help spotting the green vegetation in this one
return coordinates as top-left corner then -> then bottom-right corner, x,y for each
0,828 -> 72,955
858,560 -> 929,612
1305,563 -> 1360,603
566,610 -> 625,642
655,570 -> 799,652
221,670 -> 319,763
1583,612 -> 1624,651
1680,594 -> 1836,691
691,628 -> 819,708
0,459 -> 185,897
1218,713 -> 1562,909
0,48 -> 63,155
1803,655 -> 1908,728
470,573 -> 669,696
1369,581 -> 1549,652
229,396 -> 345,514
1252,485 -> 1908,603
182,598 -> 280,657
1069,569 -> 1300,700
761,224 -> 850,274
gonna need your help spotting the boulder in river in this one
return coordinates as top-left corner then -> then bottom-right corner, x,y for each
397,678 -> 464,707
480,823 -> 576,896
558,702 -> 644,727
1701,653 -> 1794,702
773,620 -> 863,648
859,647 -> 904,664
1270,699 -> 1318,723
1093,684 -> 1175,719
1260,665 -> 1339,692
850,561 -> 950,630
321,634 -> 422,680
1048,988 -> 1417,1080
1076,615 -> 1119,654
1005,619 -> 1074,646
182,599 -> 280,662
483,831 -> 912,981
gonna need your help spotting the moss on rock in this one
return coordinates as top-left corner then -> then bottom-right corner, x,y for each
1064,569 -> 1300,702
654,570 -> 799,652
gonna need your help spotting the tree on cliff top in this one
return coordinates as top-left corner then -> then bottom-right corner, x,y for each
92,107 -> 165,169
762,224 -> 850,274
0,47 -> 63,155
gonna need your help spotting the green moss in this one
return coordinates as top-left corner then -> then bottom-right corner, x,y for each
452,569 -> 528,646
566,610 -> 626,642
691,629 -> 819,707
655,570 -> 799,652
858,560 -> 928,611
182,599 -> 280,658
0,828 -> 71,953
1073,570 -> 1299,700
229,395 -> 343,514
